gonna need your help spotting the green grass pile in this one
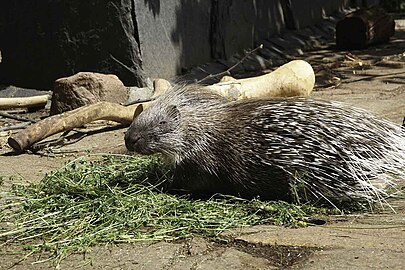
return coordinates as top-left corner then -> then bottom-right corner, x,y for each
0,154 -> 324,266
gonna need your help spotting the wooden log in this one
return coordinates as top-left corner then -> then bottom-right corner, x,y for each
0,95 -> 49,110
336,7 -> 395,49
135,60 -> 315,101
8,102 -> 149,153
152,78 -> 172,99
205,60 -> 314,99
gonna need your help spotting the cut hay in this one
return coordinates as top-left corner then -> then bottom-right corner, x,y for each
0,154 -> 325,267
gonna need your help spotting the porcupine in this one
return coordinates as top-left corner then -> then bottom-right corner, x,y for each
125,84 -> 405,207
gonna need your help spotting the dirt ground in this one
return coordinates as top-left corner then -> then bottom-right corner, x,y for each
0,19 -> 404,270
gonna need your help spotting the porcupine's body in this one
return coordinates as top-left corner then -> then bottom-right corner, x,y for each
125,84 -> 405,207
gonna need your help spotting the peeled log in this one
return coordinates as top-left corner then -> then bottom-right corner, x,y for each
0,95 -> 49,110
336,7 -> 395,50
205,60 -> 314,100
8,102 -> 149,153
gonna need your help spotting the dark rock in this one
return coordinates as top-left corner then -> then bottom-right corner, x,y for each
0,0 -> 145,89
0,85 -> 50,98
50,72 -> 128,115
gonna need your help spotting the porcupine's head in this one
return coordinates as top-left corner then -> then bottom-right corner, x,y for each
125,100 -> 182,158
125,84 -> 228,163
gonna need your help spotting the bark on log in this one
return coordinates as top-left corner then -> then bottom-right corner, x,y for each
0,95 -> 49,110
8,102 -> 149,153
336,7 -> 395,49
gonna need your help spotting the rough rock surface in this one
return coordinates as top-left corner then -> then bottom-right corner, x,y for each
0,0 -> 145,89
50,72 -> 128,115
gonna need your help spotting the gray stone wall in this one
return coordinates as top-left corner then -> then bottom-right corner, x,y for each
136,0 -> 349,79
134,1 -> 212,80
211,0 -> 286,60
0,0 -> 350,89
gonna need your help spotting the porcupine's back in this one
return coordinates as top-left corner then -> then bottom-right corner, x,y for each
232,98 -> 405,206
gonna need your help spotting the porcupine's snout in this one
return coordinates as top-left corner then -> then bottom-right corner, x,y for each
125,130 -> 153,155
124,130 -> 140,152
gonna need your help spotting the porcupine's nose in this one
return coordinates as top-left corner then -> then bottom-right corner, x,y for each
124,131 -> 141,152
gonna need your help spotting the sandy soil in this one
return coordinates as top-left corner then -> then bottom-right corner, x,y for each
0,19 -> 404,270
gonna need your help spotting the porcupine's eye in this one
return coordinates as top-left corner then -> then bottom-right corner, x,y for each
157,119 -> 171,134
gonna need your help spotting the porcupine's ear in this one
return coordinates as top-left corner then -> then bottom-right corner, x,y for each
133,104 -> 144,120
